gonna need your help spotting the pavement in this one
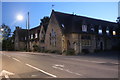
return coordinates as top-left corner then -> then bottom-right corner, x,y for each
0,51 -> 119,79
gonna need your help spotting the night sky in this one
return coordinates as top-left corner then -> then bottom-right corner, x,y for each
2,2 -> 118,32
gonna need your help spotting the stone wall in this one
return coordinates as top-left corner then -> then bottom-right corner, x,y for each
45,13 -> 63,52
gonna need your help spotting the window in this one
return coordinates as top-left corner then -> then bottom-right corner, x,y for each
35,33 -> 38,38
50,29 -> 56,47
98,26 -> 102,34
81,40 -> 91,46
82,25 -> 87,32
91,27 -> 94,32
31,34 -> 33,39
62,24 -> 64,28
49,33 -> 51,45
81,35 -> 91,46
90,24 -> 94,32
113,31 -> 116,35
25,37 -> 26,40
106,27 -> 109,35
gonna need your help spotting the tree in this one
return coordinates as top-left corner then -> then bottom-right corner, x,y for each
0,24 -> 14,51
1,24 -> 11,40
40,16 -> 50,27
2,37 -> 14,51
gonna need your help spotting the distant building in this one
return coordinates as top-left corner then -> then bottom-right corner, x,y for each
14,10 -> 120,54
29,26 -> 40,51
14,24 -> 48,51
14,26 -> 27,51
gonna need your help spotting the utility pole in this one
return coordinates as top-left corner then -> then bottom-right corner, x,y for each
27,12 -> 30,51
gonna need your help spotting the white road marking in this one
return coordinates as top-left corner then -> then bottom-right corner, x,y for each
31,75 -> 37,77
52,64 -> 82,76
55,64 -> 64,67
5,75 -> 11,80
0,70 -> 15,80
26,64 -> 57,78
52,66 -> 64,70
12,58 -> 21,63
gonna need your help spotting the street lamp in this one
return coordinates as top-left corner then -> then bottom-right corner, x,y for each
0,28 -> 4,32
16,12 -> 30,51
17,15 -> 23,21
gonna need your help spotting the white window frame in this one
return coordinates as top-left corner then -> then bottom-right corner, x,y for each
35,33 -> 38,38
106,27 -> 109,35
31,34 -> 33,39
61,24 -> 65,28
82,24 -> 87,32
98,26 -> 102,34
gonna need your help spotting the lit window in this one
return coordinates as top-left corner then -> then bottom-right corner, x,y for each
113,31 -> 116,35
99,29 -> 102,34
106,27 -> 109,35
98,26 -> 102,34
35,33 -> 37,38
82,25 -> 87,32
106,30 -> 109,34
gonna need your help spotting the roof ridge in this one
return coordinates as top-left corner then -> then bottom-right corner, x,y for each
54,10 -> 117,24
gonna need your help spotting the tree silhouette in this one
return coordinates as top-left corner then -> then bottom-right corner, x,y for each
1,24 -> 11,40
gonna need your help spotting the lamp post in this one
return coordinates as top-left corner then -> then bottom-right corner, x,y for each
17,12 -> 30,52
27,12 -> 30,51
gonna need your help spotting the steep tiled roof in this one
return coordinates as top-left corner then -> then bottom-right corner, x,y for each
53,10 -> 117,34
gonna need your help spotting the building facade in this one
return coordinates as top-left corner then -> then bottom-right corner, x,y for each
45,10 -> 119,54
14,10 -> 119,54
14,27 -> 27,51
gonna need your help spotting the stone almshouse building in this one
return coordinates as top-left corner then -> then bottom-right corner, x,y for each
14,10 -> 119,54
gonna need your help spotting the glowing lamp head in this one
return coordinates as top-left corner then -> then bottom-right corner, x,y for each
0,28 -> 4,31
17,15 -> 23,21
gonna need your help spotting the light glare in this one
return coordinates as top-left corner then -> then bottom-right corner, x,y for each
17,15 -> 23,21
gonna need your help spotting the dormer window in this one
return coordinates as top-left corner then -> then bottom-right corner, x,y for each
91,28 -> 94,32
98,26 -> 102,34
106,27 -> 109,35
99,29 -> 102,34
90,25 -> 94,32
61,24 -> 64,28
82,24 -> 87,32
106,30 -> 109,34
113,31 -> 116,35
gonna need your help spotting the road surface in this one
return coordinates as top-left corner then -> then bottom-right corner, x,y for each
0,51 -> 119,79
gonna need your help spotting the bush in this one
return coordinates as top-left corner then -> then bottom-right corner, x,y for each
64,49 -> 75,55
33,44 -> 39,52
42,50 -> 51,53
82,49 -> 89,55
49,50 -> 60,54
